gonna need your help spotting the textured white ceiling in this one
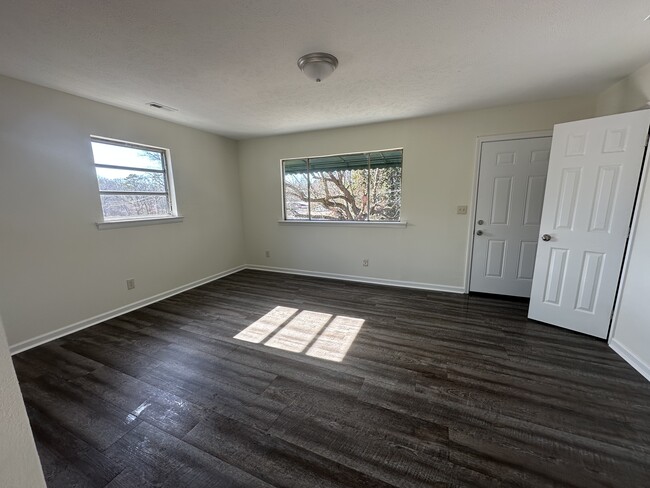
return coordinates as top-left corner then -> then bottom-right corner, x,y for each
1,1 -> 649,139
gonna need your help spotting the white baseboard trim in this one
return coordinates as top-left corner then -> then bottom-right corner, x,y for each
9,265 -> 246,355
245,264 -> 465,294
9,264 -> 463,355
610,338 -> 650,382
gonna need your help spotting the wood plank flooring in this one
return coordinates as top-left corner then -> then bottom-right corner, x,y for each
12,269 -> 650,487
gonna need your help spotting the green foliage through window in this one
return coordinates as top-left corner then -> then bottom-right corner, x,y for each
283,149 -> 402,221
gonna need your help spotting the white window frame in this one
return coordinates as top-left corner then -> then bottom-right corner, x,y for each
91,136 -> 182,229
281,148 -> 404,223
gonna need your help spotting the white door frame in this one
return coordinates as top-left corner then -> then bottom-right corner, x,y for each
464,130 -> 553,293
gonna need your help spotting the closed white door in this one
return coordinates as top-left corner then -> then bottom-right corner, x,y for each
470,136 -> 552,297
528,111 -> 650,338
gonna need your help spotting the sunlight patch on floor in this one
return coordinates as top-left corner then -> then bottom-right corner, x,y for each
233,306 -> 298,343
265,310 -> 332,353
306,315 -> 365,362
234,306 -> 364,362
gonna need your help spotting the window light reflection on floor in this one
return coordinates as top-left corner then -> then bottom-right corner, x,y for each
233,306 -> 298,343
305,315 -> 364,362
233,306 -> 364,362
265,310 -> 332,353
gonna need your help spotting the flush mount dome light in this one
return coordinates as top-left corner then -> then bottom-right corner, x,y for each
297,52 -> 338,82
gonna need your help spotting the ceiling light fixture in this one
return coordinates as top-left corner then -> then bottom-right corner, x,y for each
297,52 -> 338,82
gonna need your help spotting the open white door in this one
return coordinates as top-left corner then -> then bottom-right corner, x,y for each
528,111 -> 650,338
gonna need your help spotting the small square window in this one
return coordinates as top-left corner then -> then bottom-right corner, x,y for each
91,137 -> 177,221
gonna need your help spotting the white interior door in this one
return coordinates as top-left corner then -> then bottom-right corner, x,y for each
470,136 -> 552,297
528,111 -> 650,338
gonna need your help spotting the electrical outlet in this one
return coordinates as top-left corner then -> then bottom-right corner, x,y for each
457,205 -> 468,215
126,279 -> 135,290
265,250 -> 270,258
362,259 -> 369,267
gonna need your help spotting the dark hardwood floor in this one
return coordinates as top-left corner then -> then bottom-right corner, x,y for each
12,269 -> 650,487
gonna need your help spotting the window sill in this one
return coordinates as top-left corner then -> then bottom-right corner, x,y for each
278,220 -> 407,228
96,216 -> 184,230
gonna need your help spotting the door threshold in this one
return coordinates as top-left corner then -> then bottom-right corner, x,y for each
468,292 -> 530,303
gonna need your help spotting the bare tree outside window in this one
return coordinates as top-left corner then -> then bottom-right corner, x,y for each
91,138 -> 176,220
283,150 -> 402,221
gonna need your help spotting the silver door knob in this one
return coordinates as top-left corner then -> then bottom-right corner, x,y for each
476,230 -> 483,236
477,219 -> 484,225
541,234 -> 551,241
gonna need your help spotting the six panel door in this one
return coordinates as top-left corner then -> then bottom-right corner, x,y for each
528,110 -> 650,338
470,136 -> 552,297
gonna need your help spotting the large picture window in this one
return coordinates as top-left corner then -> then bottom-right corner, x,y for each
91,137 -> 177,220
282,149 -> 402,221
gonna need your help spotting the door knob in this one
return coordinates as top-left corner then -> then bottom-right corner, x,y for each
476,230 -> 484,236
541,234 -> 551,241
477,220 -> 484,225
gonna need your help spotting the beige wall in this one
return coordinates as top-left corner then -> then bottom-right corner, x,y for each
605,60 -> 650,379
238,97 -> 595,290
0,314 -> 46,487
0,75 -> 245,348
597,61 -> 650,116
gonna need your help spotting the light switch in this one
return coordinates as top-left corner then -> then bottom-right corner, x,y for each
457,205 -> 468,215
